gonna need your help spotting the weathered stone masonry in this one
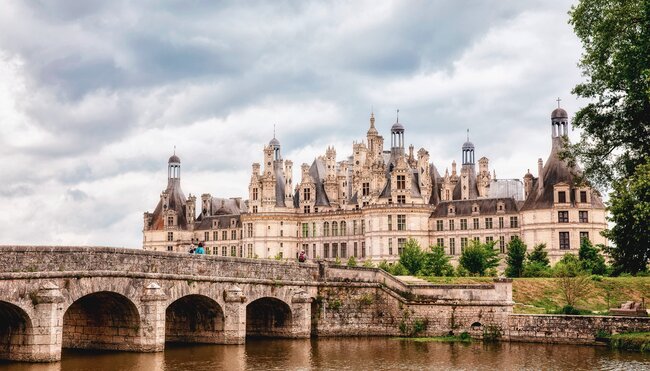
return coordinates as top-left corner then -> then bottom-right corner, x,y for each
0,246 -> 647,363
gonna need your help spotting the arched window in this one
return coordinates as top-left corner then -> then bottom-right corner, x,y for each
332,221 -> 339,236
340,221 -> 347,236
323,222 -> 330,237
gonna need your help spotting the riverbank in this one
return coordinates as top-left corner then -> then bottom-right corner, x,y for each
609,332 -> 650,352
421,276 -> 650,314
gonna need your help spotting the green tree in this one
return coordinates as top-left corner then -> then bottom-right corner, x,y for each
553,254 -> 593,308
567,0 -> 650,186
505,237 -> 527,278
578,238 -> 607,275
346,256 -> 357,268
459,240 -> 500,276
602,159 -> 650,275
420,245 -> 455,277
523,244 -> 552,277
399,238 -> 426,275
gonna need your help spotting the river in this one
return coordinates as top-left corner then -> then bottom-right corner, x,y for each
1,338 -> 648,370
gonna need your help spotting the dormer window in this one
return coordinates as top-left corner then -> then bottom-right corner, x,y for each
496,201 -> 505,213
167,216 -> 174,226
448,205 -> 456,216
558,191 -> 566,203
472,203 -> 480,214
303,188 -> 311,201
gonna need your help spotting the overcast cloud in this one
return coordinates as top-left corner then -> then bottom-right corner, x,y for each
0,0 -> 586,247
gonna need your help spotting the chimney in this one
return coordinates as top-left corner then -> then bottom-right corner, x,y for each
537,158 -> 544,191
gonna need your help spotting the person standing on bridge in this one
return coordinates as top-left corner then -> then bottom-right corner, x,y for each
195,242 -> 205,255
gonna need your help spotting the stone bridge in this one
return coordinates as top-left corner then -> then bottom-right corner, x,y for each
0,246 -> 513,362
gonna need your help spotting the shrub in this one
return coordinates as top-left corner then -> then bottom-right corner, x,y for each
399,238 -> 426,275
522,261 -> 552,277
362,260 -> 375,268
554,254 -> 593,307
420,245 -> 455,276
391,262 -> 409,276
505,237 -> 527,278
578,239 -> 607,275
459,240 -> 500,276
347,256 -> 357,267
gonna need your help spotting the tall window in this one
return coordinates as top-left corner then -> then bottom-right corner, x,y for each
580,231 -> 589,242
559,232 -> 570,249
436,238 -> 444,247
167,232 -> 173,242
222,231 -> 228,240
387,215 -> 393,231
397,238 -> 406,255
302,223 -> 309,238
353,220 -> 358,235
397,175 -> 406,190
304,205 -> 311,214
473,218 -> 479,229
340,221 -> 347,236
449,220 -> 455,231
205,231 -> 210,241
167,216 -> 174,226
558,211 -> 569,223
579,211 -> 589,223
341,243 -> 347,258
353,242 -> 358,257
510,216 -> 518,228
332,221 -> 339,236
324,222 -> 330,236
486,236 -> 494,244
498,217 -> 504,229
361,242 -> 366,258
332,243 -> 338,258
362,182 -> 370,196
436,220 -> 443,231
252,188 -> 258,201
361,220 -> 365,234
247,223 -> 253,238
388,238 -> 393,255
247,244 -> 253,258
449,238 -> 456,255
397,215 -> 406,231
485,217 -> 493,229
230,246 -> 237,257
580,191 -> 587,203
313,223 -> 317,237
460,237 -> 468,252
303,188 -> 311,201
460,219 -> 468,230
222,246 -> 227,256
213,231 -> 218,241
324,243 -> 329,258
231,230 -> 237,240
499,236 -> 505,254
558,191 -> 567,203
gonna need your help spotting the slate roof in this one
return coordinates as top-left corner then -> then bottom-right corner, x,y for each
431,197 -> 520,218
148,179 -> 187,230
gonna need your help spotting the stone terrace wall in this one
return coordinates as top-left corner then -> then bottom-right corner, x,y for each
507,314 -> 650,344
0,246 -> 318,283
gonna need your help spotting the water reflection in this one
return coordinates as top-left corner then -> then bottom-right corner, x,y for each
1,338 -> 648,371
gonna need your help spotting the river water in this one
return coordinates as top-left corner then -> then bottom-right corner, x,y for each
2,338 -> 648,371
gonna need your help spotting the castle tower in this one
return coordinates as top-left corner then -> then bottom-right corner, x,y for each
390,111 -> 405,158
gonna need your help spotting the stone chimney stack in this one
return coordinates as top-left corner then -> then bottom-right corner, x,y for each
537,158 -> 544,191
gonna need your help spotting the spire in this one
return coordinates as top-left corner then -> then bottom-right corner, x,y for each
396,109 -> 399,123
466,129 -> 469,142
556,97 -> 561,108
273,123 -> 276,139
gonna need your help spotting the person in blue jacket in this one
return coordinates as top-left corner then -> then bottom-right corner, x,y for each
195,242 -> 205,255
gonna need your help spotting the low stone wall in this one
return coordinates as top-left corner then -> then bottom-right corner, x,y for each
507,314 -> 650,344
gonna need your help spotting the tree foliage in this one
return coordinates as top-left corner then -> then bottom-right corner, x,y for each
459,240 -> 500,276
505,237 -> 527,278
578,238 -> 607,275
420,245 -> 455,277
523,243 -> 552,277
603,159 -> 650,275
567,0 -> 650,186
553,254 -> 593,307
399,238 -> 426,275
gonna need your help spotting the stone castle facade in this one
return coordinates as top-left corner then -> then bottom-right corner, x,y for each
143,105 -> 607,263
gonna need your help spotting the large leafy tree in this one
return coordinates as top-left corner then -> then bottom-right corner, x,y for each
568,0 -> 650,186
459,241 -> 500,276
505,237 -> 527,278
603,159 -> 650,274
421,245 -> 455,277
399,238 -> 426,275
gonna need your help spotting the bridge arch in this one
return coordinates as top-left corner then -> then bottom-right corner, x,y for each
246,297 -> 293,338
63,291 -> 141,351
0,301 -> 33,361
165,294 -> 225,344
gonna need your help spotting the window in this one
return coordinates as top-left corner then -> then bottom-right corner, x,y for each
313,223 -> 317,237
510,235 -> 517,241
485,218 -> 493,229
449,220 -> 455,231
247,244 -> 253,258
304,205 -> 311,214
397,215 -> 406,231
397,238 -> 406,255
231,230 -> 237,240
353,242 -> 358,257
579,211 -> 588,223
167,232 -> 174,242
474,237 -> 480,242
201,231 -> 207,241
436,238 -> 444,247
361,221 -> 366,234
397,195 -> 406,204
486,236 -> 494,244
473,218 -> 479,230
353,220 -> 358,235
303,188 -> 311,201
498,217 -> 504,229
252,188 -> 258,201
460,219 -> 468,230
302,223 -> 309,238
436,220 -> 444,231
324,243 -> 329,258
167,216 -> 174,226
558,211 -> 569,223
510,216 -> 518,228
341,221 -> 347,236
231,246 -> 237,256
247,223 -> 253,238
280,229 -> 284,237
252,206 -> 258,213
397,175 -> 406,190
580,231 -> 589,242
332,243 -> 338,258
214,231 -> 219,241
332,221 -> 339,236
388,215 -> 393,231
362,242 -> 366,258
341,243 -> 347,258
167,245 -> 173,252
460,237 -> 468,252
499,236 -> 505,254
362,182 -> 370,196
323,222 -> 330,236
559,232 -> 570,250
222,246 -> 227,256
222,231 -> 228,240
558,191 -> 567,203
449,238 -> 456,255
580,191 -> 587,203
313,244 -> 317,258
388,238 -> 393,255
213,246 -> 218,255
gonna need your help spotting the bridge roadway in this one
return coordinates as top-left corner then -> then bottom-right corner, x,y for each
0,246 -> 513,362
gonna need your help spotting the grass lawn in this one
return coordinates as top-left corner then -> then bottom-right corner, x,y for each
420,276 -> 650,314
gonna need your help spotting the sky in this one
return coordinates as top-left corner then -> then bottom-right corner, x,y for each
0,0 -> 588,248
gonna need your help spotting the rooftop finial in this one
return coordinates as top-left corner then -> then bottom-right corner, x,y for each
556,97 -> 561,108
396,109 -> 399,123
173,145 -> 176,155
466,128 -> 470,142
273,123 -> 276,138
